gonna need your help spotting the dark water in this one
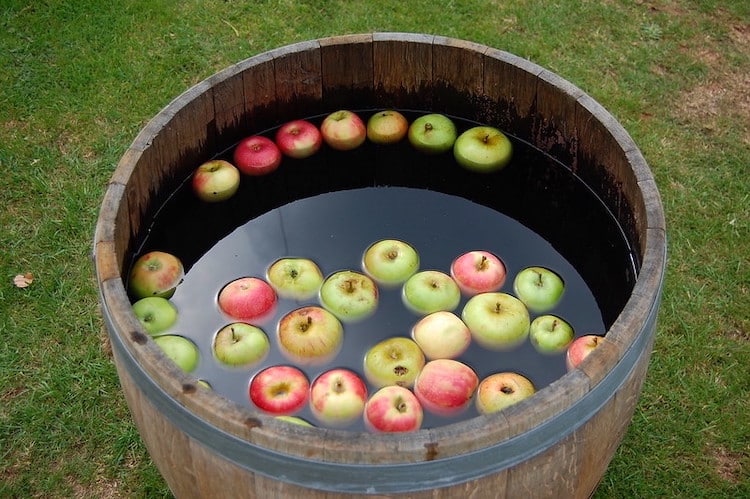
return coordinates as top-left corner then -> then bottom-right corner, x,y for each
130,111 -> 637,431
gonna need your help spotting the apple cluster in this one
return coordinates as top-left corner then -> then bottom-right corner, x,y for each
190,109 -> 516,204
130,109 -> 608,431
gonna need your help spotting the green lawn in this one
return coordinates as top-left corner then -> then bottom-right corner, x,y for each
1,0 -> 748,497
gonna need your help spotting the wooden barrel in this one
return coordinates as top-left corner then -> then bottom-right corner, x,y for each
93,33 -> 666,498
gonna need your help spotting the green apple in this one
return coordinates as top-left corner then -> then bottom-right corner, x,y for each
402,270 -> 461,315
266,257 -> 324,300
475,372 -> 535,414
513,266 -> 565,313
362,238 -> 420,286
212,322 -> 270,367
461,292 -> 530,350
453,126 -> 513,173
191,159 -> 241,202
153,335 -> 199,373
363,336 -> 426,388
529,315 -> 575,354
407,113 -> 457,154
319,270 -> 378,322
275,415 -> 314,427
131,296 -> 177,336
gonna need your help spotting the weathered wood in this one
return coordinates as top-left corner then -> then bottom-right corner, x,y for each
93,33 -> 667,498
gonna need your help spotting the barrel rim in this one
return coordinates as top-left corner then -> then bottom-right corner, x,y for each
93,32 -> 667,473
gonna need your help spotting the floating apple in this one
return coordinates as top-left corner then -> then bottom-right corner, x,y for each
411,311 -> 471,360
320,110 -> 367,151
128,250 -> 184,300
266,257 -> 324,300
309,368 -> 368,427
413,359 -> 479,417
362,238 -> 420,286
153,335 -> 199,373
363,336 -> 426,388
218,277 -> 277,323
407,113 -> 457,154
364,385 -> 423,433
191,159 -> 240,202
319,270 -> 378,322
249,365 -> 310,415
275,415 -> 314,427
131,296 -> 178,336
275,119 -> 323,159
512,266 -> 565,313
566,334 -> 605,371
233,135 -> 282,176
461,292 -> 530,350
276,306 -> 344,366
450,250 -> 507,295
402,270 -> 461,315
366,110 -> 409,144
212,322 -> 270,367
529,314 -> 575,354
453,125 -> 513,173
475,372 -> 535,415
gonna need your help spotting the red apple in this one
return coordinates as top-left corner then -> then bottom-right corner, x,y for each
249,365 -> 310,415
450,250 -> 507,295
366,110 -> 409,145
128,250 -> 184,300
364,385 -> 423,433
218,277 -> 277,323
413,359 -> 479,417
309,368 -> 368,427
320,110 -> 367,151
275,119 -> 323,159
233,135 -> 282,176
191,159 -> 241,202
566,334 -> 605,371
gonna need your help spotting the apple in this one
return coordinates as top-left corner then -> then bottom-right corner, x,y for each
131,296 -> 178,336
218,277 -> 277,323
413,359 -> 479,417
453,125 -> 513,173
364,385 -> 423,433
129,251 -> 184,300
407,113 -> 457,154
309,368 -> 368,427
266,257 -> 324,300
275,415 -> 314,427
191,159 -> 240,202
566,334 -> 605,371
450,250 -> 507,295
153,335 -> 199,373
276,306 -> 344,366
411,311 -> 471,360
512,266 -> 565,313
197,379 -> 212,390
249,365 -> 310,415
233,135 -> 282,176
366,110 -> 409,145
362,238 -> 420,286
320,110 -> 367,151
402,270 -> 461,315
363,336 -> 426,388
475,372 -> 535,415
212,322 -> 270,367
319,270 -> 378,322
275,119 -> 322,159
461,292 -> 530,350
529,314 -> 575,354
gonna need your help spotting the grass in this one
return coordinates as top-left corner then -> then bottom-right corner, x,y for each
1,0 -> 748,496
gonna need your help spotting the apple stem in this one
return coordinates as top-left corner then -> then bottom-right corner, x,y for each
231,326 -> 239,343
477,255 -> 488,271
551,319 -> 559,331
424,123 -> 433,132
536,271 -> 544,286
501,386 -> 514,395
333,378 -> 345,394
395,396 -> 408,413
483,134 -> 491,143
495,302 -> 503,313
299,316 -> 312,333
